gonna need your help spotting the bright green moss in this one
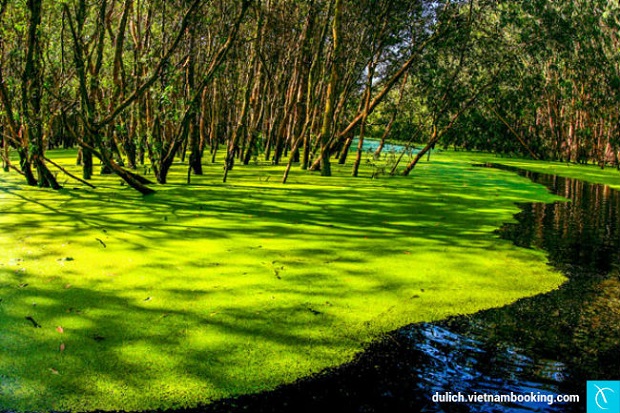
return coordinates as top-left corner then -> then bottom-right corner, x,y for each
449,150 -> 620,190
0,150 -> 566,411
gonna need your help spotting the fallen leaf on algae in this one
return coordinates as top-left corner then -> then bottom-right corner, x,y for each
56,326 -> 64,334
50,368 -> 60,375
59,343 -> 66,352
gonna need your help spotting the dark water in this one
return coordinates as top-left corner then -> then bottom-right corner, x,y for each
196,166 -> 620,413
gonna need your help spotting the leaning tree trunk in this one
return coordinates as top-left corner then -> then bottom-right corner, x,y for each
402,129 -> 438,176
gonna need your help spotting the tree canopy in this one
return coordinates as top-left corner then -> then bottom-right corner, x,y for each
1,0 -> 619,194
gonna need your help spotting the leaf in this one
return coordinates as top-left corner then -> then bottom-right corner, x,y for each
59,343 -> 66,352
56,326 -> 64,334
50,368 -> 60,375
307,307 -> 322,315
25,316 -> 41,328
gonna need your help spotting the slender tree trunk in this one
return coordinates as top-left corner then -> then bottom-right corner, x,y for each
209,83 -> 220,164
316,0 -> 342,176
188,115 -> 203,175
352,61 -> 375,177
374,72 -> 407,159
337,132 -> 354,164
224,68 -> 253,180
1,128 -> 8,172
22,0 -> 60,189
187,34 -> 203,176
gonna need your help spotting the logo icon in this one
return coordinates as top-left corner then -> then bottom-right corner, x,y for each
595,385 -> 615,410
588,381 -> 620,413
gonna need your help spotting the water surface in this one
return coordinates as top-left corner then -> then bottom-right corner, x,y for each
197,166 -> 620,413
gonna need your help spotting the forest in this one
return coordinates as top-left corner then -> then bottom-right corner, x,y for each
1,0 -> 619,194
2,1 -> 620,412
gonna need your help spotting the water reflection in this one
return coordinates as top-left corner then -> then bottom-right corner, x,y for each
199,166 -> 620,413
396,166 -> 620,412
500,169 -> 620,277
403,323 -> 568,413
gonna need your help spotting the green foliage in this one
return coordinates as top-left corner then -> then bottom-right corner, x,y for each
385,0 -> 620,165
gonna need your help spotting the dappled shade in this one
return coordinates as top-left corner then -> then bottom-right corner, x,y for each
0,152 -> 566,411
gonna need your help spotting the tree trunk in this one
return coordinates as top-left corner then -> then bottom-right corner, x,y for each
82,147 -> 93,179
22,0 -> 60,189
402,128 -> 438,176
316,0 -> 342,177
1,127 -> 8,172
352,61 -> 375,177
18,148 -> 38,186
374,73 -> 407,160
188,117 -> 203,175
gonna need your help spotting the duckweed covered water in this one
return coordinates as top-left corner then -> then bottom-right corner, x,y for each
198,166 -> 619,413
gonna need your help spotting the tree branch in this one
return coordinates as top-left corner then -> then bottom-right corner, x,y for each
43,156 -> 97,188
